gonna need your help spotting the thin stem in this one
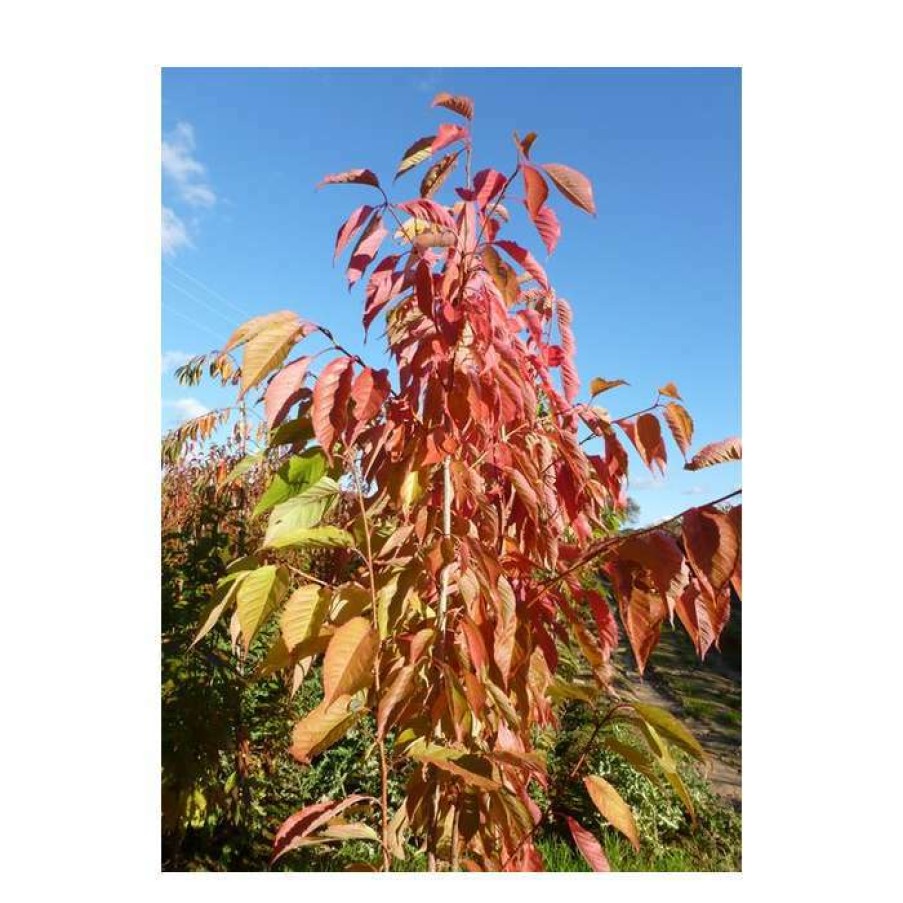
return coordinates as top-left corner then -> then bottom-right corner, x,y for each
352,465 -> 391,872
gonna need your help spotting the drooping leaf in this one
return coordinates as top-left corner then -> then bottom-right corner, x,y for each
531,204 -> 561,255
377,663 -> 417,739
281,585 -> 332,651
495,240 -> 549,290
684,437 -> 742,471
235,565 -> 290,652
590,377 -> 629,397
311,355 -> 354,462
420,152 -> 459,199
350,367 -> 391,426
395,135 -> 435,179
682,506 -> 739,598
431,92 -> 474,120
409,742 -> 501,791
522,164 -> 549,219
333,204 -> 375,262
191,578 -> 241,648
397,199 -> 457,233
620,413 -> 667,475
542,162 -> 596,215
346,213 -> 388,289
631,703 -> 706,762
473,168 -> 507,210
482,246 -> 519,306
583,775 -> 640,852
272,794 -> 377,863
264,356 -> 312,429
322,616 -> 379,707
317,169 -> 380,189
565,816 -> 611,872
662,402 -> 694,458
290,695 -> 362,764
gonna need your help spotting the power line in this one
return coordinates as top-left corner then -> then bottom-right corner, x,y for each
163,276 -> 240,327
163,260 -> 252,319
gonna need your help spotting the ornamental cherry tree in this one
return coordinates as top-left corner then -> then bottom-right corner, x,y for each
183,91 -> 742,872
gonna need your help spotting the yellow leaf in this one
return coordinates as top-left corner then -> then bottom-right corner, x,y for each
290,695 -> 362,763
235,565 -> 289,652
280,585 -> 331,651
240,311 -> 304,396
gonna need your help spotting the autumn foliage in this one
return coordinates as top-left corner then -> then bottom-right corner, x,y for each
171,91 -> 742,871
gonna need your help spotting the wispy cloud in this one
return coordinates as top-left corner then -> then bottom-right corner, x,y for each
162,206 -> 191,256
161,350 -> 195,373
681,485 -> 708,496
164,397 -> 209,422
162,122 -> 216,208
413,70 -> 443,95
631,477 -> 666,491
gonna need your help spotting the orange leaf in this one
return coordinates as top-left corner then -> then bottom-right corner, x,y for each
682,506 -> 739,599
658,381 -> 682,399
662,402 -> 694,458
584,775 -> 640,851
431,92 -> 474,120
311,356 -> 353,463
685,437 -> 742,471
522,164 -> 549,219
590,377 -> 628,397
322,616 -> 378,707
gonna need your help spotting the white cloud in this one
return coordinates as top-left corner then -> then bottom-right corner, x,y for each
162,121 -> 216,208
161,350 -> 194,373
162,206 -> 191,256
165,397 -> 209,422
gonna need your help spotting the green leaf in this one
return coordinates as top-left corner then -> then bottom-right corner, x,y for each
221,452 -> 264,484
235,565 -> 290,652
266,524 -> 354,551
631,703 -> 706,761
269,416 -> 314,448
253,449 -> 328,518
263,476 -> 341,546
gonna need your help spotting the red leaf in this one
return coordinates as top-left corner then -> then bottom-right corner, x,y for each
317,169 -> 380,189
431,92 -> 474,120
542,162 -> 596,215
350,367 -> 390,425
346,213 -> 387,289
531,203 -> 561,255
472,169 -> 507,210
431,123 -> 469,154
397,199 -> 458,233
272,794 -> 376,863
522,164 -> 549,219
333,204 -> 374,262
415,259 -> 433,318
264,356 -> 312,428
311,356 -> 353,463
565,816 -> 611,872
363,255 -> 403,332
495,240 -> 549,291
556,297 -> 579,403
586,589 -> 619,659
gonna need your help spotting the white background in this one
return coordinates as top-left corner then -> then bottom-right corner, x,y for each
2,0 -> 901,897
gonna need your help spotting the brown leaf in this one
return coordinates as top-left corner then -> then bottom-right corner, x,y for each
290,695 -> 361,764
431,92 -> 474,120
395,135 -> 435,179
590,377 -> 628,397
420,152 -> 459,199
542,162 -> 596,215
317,169 -> 380,189
658,381 -> 682,399
685,437 -> 742,471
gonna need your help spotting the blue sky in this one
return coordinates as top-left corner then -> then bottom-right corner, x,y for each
162,67 -> 740,525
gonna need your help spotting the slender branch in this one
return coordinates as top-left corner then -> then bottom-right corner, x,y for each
351,465 -> 391,872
